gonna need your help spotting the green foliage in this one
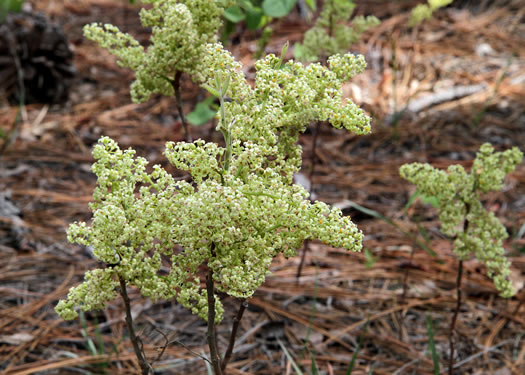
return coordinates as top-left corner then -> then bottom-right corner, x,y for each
0,0 -> 24,22
363,248 -> 377,269
346,319 -> 369,374
262,0 -> 296,17
410,0 -> 454,26
425,314 -> 440,375
222,0 -> 297,34
400,143 -> 523,297
255,25 -> 273,58
56,36 -> 370,322
187,97 -> 218,126
294,0 -> 379,62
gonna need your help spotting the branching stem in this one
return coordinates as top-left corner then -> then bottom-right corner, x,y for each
448,200 -> 470,375
221,299 -> 247,372
118,275 -> 151,375
448,259 -> 463,375
206,244 -> 223,375
173,71 -> 192,142
297,121 -> 321,280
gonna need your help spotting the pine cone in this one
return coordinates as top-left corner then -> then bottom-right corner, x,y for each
0,11 -> 75,104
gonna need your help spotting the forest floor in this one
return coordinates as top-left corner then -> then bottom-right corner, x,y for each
1,0 -> 524,374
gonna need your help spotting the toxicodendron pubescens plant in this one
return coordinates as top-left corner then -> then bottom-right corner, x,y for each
83,0 -> 230,141
294,0 -> 379,63
56,40 -> 371,374
400,143 -> 523,374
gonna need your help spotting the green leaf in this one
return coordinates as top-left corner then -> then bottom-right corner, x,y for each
404,190 -> 439,211
275,41 -> 289,68
403,190 -> 421,213
346,319 -> 369,375
311,352 -> 320,375
364,248 -> 377,269
245,7 -> 264,29
262,0 -> 296,18
1,0 -> 25,22
202,84 -> 221,98
277,339 -> 304,375
304,0 -> 316,11
187,98 -> 217,126
425,314 -> 440,375
421,194 -> 439,208
224,6 -> 245,23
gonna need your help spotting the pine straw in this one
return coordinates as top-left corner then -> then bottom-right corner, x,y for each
1,1 -> 524,374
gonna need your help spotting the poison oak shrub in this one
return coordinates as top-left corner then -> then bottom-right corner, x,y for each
56,37 -> 371,321
400,144 -> 523,297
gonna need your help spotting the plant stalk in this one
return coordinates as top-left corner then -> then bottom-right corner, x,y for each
173,71 -> 192,142
221,299 -> 247,372
297,121 -> 321,280
448,259 -> 463,375
218,92 -> 232,172
206,245 -> 223,375
118,275 -> 150,375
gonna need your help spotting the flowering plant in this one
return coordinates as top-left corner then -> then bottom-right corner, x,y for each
57,40 -> 370,320
58,9 -> 371,367
400,143 -> 523,297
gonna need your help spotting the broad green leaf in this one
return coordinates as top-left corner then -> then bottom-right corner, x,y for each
224,6 -> 245,23
1,0 -> 25,22
246,7 -> 264,29
187,98 -> 217,126
421,194 -> 439,208
262,0 -> 296,18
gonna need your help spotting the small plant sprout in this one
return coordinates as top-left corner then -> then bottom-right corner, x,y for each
83,0 -> 230,141
57,37 -> 371,374
410,0 -> 454,26
400,143 -> 523,374
294,0 -> 379,62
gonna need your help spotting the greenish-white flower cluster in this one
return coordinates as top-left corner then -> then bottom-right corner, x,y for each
200,43 -> 371,181
294,0 -> 379,62
83,0 -> 228,102
400,144 -> 523,297
57,37 -> 371,320
410,0 -> 454,26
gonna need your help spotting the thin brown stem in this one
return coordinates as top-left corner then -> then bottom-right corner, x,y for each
448,199 -> 473,375
206,245 -> 223,375
150,326 -> 169,365
448,259 -> 463,375
221,299 -> 247,372
297,121 -> 321,281
118,275 -> 151,375
173,71 -> 192,142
